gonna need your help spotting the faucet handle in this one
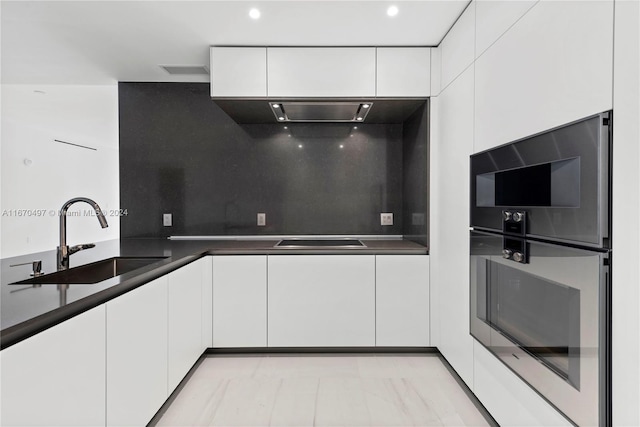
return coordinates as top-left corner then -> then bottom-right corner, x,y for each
10,260 -> 44,277
68,243 -> 96,256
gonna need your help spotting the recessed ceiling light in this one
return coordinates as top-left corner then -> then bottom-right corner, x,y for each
362,104 -> 370,109
298,144 -> 303,148
339,145 -> 344,149
356,117 -> 364,121
278,116 -> 285,121
273,104 -> 280,108
353,126 -> 358,130
249,8 -> 261,19
284,126 -> 288,129
387,5 -> 399,17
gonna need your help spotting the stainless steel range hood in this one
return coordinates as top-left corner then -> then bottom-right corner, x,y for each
212,99 -> 427,124
269,101 -> 372,123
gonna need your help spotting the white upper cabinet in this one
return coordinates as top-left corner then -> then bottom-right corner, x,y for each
474,0 -> 537,58
210,47 -> 267,97
211,47 -> 433,98
440,2 -> 476,90
474,0 -> 614,152
267,47 -> 376,97
376,48 -> 431,97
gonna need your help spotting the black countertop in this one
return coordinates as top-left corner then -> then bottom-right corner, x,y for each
1,237 -> 427,350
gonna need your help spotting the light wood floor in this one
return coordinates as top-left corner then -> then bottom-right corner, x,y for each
153,354 -> 491,427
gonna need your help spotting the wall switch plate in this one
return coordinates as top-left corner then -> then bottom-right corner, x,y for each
381,213 -> 393,226
412,213 -> 425,226
257,213 -> 266,226
163,213 -> 172,227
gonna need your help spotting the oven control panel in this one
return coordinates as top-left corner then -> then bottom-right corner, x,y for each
502,210 -> 527,236
502,236 -> 528,264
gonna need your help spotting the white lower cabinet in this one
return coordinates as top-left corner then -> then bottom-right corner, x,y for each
268,255 -> 375,347
376,255 -> 430,347
201,256 -> 213,349
1,252 -> 433,426
0,306 -> 106,427
212,255 -> 267,347
106,277 -> 168,427
168,258 -> 204,391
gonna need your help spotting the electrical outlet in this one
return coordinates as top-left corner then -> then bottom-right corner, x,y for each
257,213 -> 266,226
163,213 -> 172,227
380,213 -> 393,226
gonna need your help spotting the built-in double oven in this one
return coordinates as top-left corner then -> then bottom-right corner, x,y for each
470,111 -> 612,426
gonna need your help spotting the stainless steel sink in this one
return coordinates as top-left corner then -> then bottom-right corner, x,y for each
11,257 -> 167,285
274,239 -> 366,248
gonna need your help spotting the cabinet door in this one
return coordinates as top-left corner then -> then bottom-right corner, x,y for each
376,48 -> 431,97
431,66 -> 476,386
440,1 -> 476,90
0,306 -> 106,427
168,259 -> 204,391
474,0 -> 613,151
267,47 -> 376,97
268,255 -> 375,347
376,255 -> 430,346
212,256 -> 267,347
201,256 -> 213,349
106,277 -> 168,427
210,47 -> 267,97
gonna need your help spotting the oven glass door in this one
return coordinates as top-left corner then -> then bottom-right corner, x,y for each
470,231 -> 608,426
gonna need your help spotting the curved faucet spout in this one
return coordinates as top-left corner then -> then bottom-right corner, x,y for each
58,197 -> 109,270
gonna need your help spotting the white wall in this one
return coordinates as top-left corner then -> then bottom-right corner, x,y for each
430,0 -> 635,425
1,84 -> 119,258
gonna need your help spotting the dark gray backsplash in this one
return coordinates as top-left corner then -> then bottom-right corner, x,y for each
119,82 -> 427,243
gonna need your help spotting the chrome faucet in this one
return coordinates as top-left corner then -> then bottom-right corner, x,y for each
57,197 -> 109,270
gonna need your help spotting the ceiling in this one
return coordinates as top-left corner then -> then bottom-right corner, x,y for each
1,1 -> 470,85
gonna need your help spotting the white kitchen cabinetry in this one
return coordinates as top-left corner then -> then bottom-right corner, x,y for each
0,306 -> 106,427
474,0 -> 614,152
431,65 -> 476,387
106,277 -> 168,427
210,47 -> 267,97
201,256 -> 213,349
268,255 -> 375,347
212,255 -> 267,347
440,1 -> 475,90
376,48 -> 431,97
267,47 -> 376,97
473,342 -> 571,426
612,1 -> 640,425
168,258 -> 204,391
474,0 -> 537,58
375,255 -> 430,347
